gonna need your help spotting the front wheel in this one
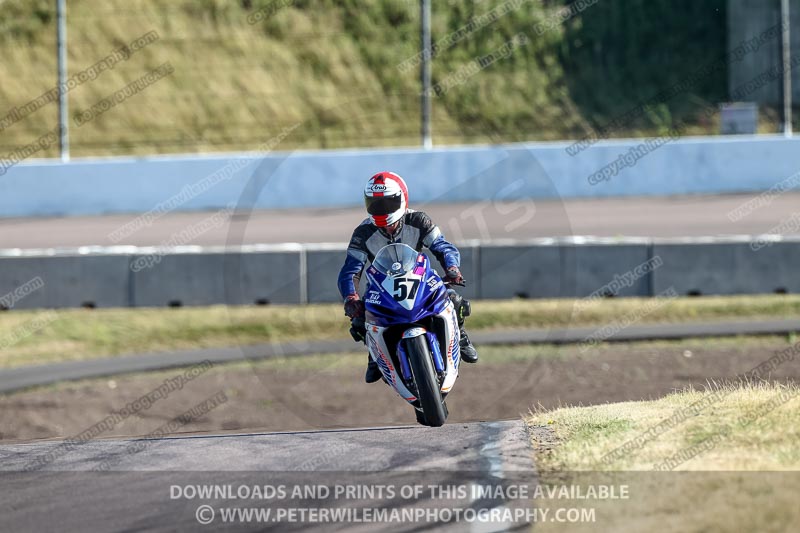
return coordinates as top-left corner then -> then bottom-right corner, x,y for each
405,334 -> 447,427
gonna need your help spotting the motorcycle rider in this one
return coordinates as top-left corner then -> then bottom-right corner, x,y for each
338,171 -> 479,384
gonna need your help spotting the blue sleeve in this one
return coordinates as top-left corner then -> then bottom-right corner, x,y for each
338,253 -> 365,300
428,235 -> 460,270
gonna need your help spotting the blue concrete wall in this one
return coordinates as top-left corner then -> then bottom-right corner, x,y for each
2,135 -> 800,218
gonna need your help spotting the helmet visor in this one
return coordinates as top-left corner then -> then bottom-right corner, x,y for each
365,194 -> 402,216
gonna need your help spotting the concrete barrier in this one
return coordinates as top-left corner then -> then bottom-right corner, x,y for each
229,250 -> 304,305
652,239 -> 800,296
131,252 -> 230,307
0,238 -> 797,310
477,240 -> 653,300
130,246 -> 303,307
478,242 -> 564,299
306,246 -> 347,304
560,242 -> 653,298
0,254 -> 130,309
3,136 -> 800,218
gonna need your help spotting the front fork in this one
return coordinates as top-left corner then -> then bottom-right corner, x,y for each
396,330 -> 445,382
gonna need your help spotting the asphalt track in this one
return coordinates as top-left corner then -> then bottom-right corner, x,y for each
2,319 -> 798,394
1,193 -> 797,532
0,193 -> 798,248
0,421 -> 536,531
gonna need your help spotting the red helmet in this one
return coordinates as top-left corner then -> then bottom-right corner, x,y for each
364,171 -> 409,227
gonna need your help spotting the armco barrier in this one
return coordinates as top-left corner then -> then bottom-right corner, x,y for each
0,237 -> 798,310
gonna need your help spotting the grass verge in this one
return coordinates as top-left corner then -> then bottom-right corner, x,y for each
525,383 -> 800,531
526,383 -> 800,471
1,294 -> 799,368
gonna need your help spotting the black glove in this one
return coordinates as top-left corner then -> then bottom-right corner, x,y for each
445,266 -> 466,287
349,317 -> 367,344
343,294 -> 365,319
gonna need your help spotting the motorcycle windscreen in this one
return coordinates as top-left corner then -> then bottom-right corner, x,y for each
372,243 -> 425,311
372,243 -> 418,277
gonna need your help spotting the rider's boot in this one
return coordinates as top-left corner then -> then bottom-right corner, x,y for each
448,289 -> 478,363
459,327 -> 478,363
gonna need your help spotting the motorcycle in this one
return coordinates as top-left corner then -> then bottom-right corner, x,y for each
359,243 -> 462,427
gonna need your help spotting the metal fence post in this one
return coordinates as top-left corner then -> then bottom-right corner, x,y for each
420,0 -> 432,149
782,0 -> 793,137
57,0 -> 70,160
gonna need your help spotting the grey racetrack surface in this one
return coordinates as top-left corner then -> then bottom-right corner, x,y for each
2,319 -> 798,394
0,421 -> 537,531
1,193 -> 799,249
0,420 -> 532,472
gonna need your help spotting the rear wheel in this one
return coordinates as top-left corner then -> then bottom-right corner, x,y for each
405,335 -> 447,427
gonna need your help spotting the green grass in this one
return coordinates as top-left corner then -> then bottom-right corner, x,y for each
1,294 -> 800,368
0,0 -> 733,157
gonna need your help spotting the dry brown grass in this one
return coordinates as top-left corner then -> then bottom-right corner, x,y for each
526,383 -> 800,531
527,383 -> 800,472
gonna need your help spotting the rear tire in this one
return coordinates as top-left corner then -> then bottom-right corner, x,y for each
405,335 -> 447,427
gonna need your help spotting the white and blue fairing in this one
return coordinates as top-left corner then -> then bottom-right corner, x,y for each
363,243 -> 460,402
364,244 -> 449,326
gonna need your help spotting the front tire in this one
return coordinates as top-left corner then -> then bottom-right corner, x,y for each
405,335 -> 447,427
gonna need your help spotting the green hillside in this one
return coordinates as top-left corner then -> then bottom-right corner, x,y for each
0,0 -> 728,157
